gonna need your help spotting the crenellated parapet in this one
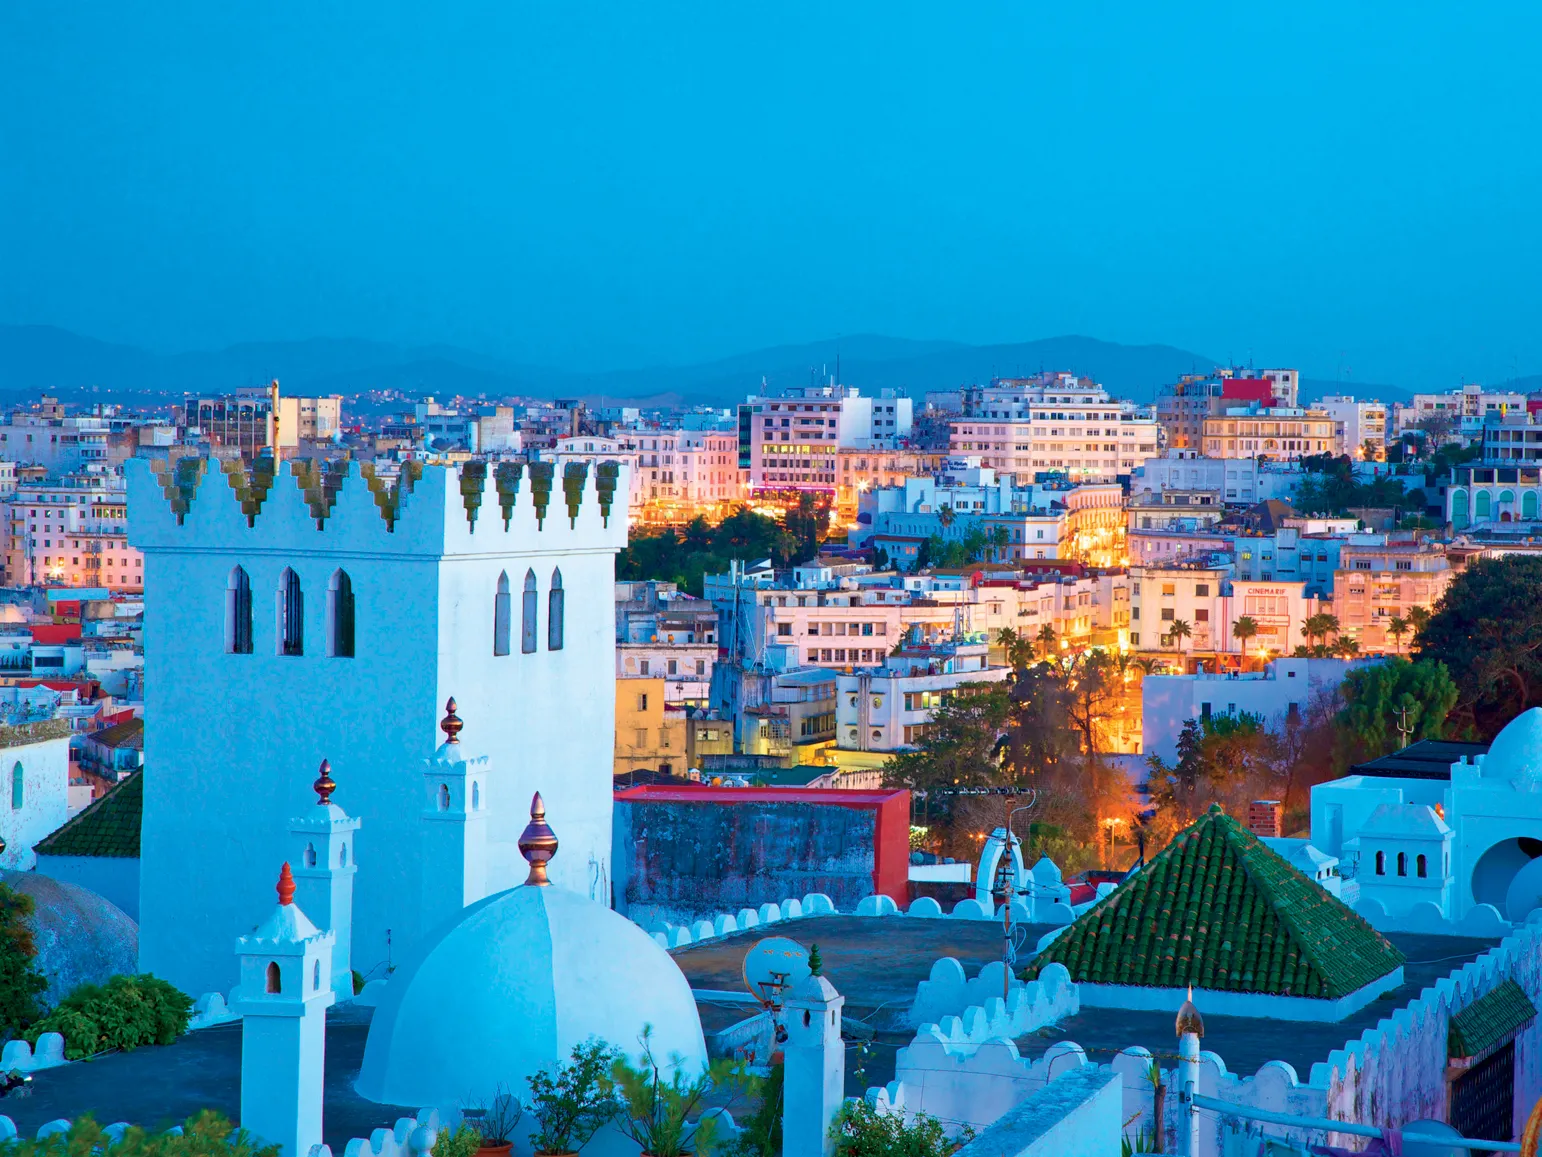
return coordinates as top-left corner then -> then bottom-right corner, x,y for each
128,457 -> 630,557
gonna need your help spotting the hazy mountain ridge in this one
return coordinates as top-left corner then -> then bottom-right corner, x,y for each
0,323 -> 1492,412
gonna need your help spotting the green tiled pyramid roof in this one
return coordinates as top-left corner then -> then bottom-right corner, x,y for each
1449,979 -> 1536,1058
1025,805 -> 1404,999
34,771 -> 142,858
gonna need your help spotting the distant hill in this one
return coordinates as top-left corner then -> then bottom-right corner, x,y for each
13,323 -> 1534,412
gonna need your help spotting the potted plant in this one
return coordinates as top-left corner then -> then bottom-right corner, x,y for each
526,1039 -> 619,1156
611,1027 -> 755,1157
462,1086 -> 522,1157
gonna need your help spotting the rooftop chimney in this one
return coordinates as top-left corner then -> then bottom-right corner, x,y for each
1247,800 -> 1283,839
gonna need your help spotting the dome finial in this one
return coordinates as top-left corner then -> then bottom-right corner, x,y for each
441,697 -> 463,744
518,792 -> 559,886
314,759 -> 336,805
277,862 -> 296,906
1176,985 -> 1204,1038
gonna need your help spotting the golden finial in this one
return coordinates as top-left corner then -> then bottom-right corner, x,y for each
518,792 -> 559,886
441,697 -> 463,744
313,759 -> 336,805
1176,985 -> 1204,1038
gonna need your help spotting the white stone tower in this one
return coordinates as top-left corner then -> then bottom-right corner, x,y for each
783,967 -> 846,1157
1175,988 -> 1203,1157
129,456 -> 628,994
235,862 -> 335,1157
289,760 -> 360,1000
420,698 -> 489,933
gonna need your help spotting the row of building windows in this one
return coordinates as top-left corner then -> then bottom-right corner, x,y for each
225,566 -> 354,658
1373,850 -> 1430,877
493,569 -> 564,656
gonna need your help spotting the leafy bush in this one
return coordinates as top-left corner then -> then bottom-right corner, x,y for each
0,882 -> 47,1036
526,1039 -> 619,1154
25,974 -> 192,1059
612,1028 -> 756,1157
430,1125 -> 483,1157
830,1100 -> 968,1157
0,1110 -> 277,1157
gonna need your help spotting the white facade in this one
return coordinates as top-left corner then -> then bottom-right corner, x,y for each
949,385 -> 1160,482
743,386 -> 913,496
1132,455 -> 1301,504
128,456 -> 627,996
835,642 -> 1010,753
0,732 -> 71,870
1318,396 -> 1391,460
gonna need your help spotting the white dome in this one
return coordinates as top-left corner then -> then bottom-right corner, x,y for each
356,883 -> 707,1107
1483,708 -> 1542,789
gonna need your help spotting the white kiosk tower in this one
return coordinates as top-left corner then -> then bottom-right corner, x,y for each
235,863 -> 336,1157
783,968 -> 846,1157
289,760 -> 360,1000
420,698 -> 490,934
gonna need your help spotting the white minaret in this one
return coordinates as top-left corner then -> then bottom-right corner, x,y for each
420,698 -> 489,935
783,965 -> 846,1157
289,760 -> 360,1001
1176,988 -> 1204,1157
235,862 -> 336,1157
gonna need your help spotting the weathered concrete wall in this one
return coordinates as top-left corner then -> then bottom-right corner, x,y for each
614,799 -> 878,923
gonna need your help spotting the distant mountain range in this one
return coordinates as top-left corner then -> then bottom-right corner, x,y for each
0,323 -> 1511,412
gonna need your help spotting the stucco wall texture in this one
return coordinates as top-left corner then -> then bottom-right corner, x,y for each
613,787 -> 909,923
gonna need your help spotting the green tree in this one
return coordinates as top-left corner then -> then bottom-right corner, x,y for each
1232,615 -> 1260,663
1166,618 -> 1192,651
995,628 -> 1035,671
1036,625 -> 1058,659
831,1100 -> 965,1157
883,682 -> 1012,795
937,504 -> 956,529
1411,555 -> 1542,736
1336,657 -> 1459,761
987,525 -> 1011,562
782,493 -> 830,563
1387,614 -> 1409,654
0,881 -> 48,1035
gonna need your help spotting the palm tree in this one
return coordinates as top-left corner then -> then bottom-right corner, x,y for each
1407,605 -> 1431,649
1037,624 -> 1057,659
1166,618 -> 1192,652
1333,636 -> 1361,658
987,525 -> 1011,562
996,627 -> 1034,670
1232,615 -> 1260,667
938,504 -> 956,530
1387,614 -> 1409,654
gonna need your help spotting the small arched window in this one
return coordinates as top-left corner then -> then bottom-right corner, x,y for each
437,783 -> 450,812
10,762 -> 22,810
521,569 -> 538,654
493,572 -> 511,657
1416,853 -> 1428,878
548,569 -> 565,651
303,842 -> 317,868
329,570 -> 355,658
278,569 -> 304,656
1374,850 -> 1386,875
1396,852 -> 1407,877
227,567 -> 253,654
265,961 -> 281,994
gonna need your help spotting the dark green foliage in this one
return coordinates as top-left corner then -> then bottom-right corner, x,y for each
430,1125 -> 483,1157
1336,657 -> 1458,759
1293,454 -> 1423,517
0,1111 -> 279,1157
1417,554 -> 1542,737
526,1038 -> 619,1154
26,974 -> 192,1060
617,511 -> 800,596
830,1100 -> 966,1157
728,1062 -> 781,1157
0,882 -> 47,1035
352,969 -> 365,995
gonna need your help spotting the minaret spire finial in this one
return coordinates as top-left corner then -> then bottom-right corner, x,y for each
277,862 -> 296,906
518,792 -> 559,886
313,760 -> 336,805
441,697 -> 463,744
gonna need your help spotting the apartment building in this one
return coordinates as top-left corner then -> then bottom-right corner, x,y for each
948,375 -> 1159,481
181,381 -> 343,455
834,640 -> 1009,754
1156,369 -> 1300,449
1393,385 -> 1528,440
1447,461 -> 1542,527
1201,408 -> 1336,461
739,385 -> 913,498
1318,396 -> 1391,460
616,643 -> 716,706
1132,455 -> 1302,505
1334,542 -> 1457,653
614,676 -> 688,778
1129,567 -> 1316,661
1,474 -> 142,590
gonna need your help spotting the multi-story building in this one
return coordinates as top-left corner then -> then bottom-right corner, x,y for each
615,580 -> 720,645
1129,566 -> 1318,663
615,643 -> 715,706
1201,407 -> 1337,461
1446,459 -> 1542,528
0,402 -> 138,473
1156,369 -> 1300,449
613,428 -> 746,523
180,382 -> 343,456
739,385 -> 913,501
1333,541 -> 1458,653
834,639 -> 1009,755
1132,455 -> 1301,505
1393,384 -> 1529,442
1,473 -> 142,590
614,676 -> 687,778
947,376 -> 1159,481
1231,523 -> 1365,596
835,447 -> 941,521
1318,396 -> 1391,461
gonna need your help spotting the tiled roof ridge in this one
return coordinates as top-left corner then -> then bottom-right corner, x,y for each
33,769 -> 142,857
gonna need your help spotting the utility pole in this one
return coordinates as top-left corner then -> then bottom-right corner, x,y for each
1394,705 -> 1415,749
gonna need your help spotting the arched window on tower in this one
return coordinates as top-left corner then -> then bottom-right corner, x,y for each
1374,850 -> 1386,875
522,569 -> 538,654
1396,851 -> 1407,876
1416,853 -> 1428,878
265,961 -> 281,994
10,762 -> 21,810
493,572 -> 511,656
278,569 -> 304,656
227,567 -> 253,654
548,569 -> 565,651
328,570 -> 355,658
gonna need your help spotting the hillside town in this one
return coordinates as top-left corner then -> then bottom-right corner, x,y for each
2,365 -> 1542,1155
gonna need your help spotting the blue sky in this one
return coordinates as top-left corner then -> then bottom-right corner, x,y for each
2,2 -> 1540,387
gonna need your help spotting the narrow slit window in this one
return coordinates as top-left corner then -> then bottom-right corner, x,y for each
547,569 -> 565,651
329,570 -> 355,658
521,569 -> 538,654
227,567 -> 253,654
278,569 -> 304,656
494,572 -> 511,656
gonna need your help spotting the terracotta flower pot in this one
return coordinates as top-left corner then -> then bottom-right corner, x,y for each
476,1145 -> 513,1157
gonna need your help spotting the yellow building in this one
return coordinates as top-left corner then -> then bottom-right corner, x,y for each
1202,410 -> 1335,460
614,677 -> 688,778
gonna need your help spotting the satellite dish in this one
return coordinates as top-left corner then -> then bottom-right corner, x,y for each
741,936 -> 810,1007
